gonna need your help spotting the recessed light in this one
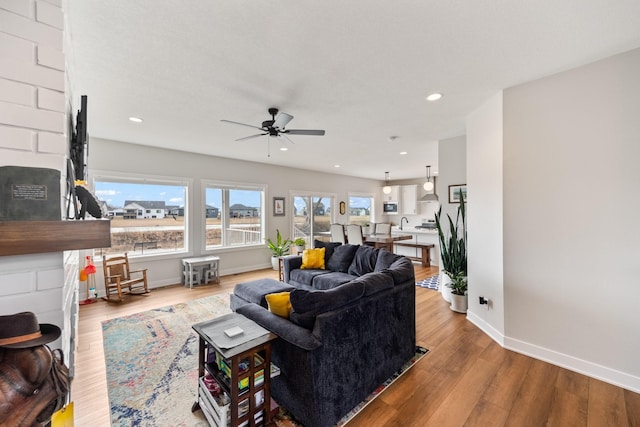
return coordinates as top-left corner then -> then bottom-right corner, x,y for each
129,116 -> 143,123
426,93 -> 443,102
280,147 -> 288,151
400,151 -> 407,155
334,164 -> 341,168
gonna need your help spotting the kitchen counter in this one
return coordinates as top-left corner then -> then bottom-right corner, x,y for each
391,226 -> 438,235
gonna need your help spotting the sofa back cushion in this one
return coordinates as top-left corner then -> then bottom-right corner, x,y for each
313,240 -> 342,265
289,280 -> 365,329
385,256 -> 415,284
374,249 -> 399,272
351,271 -> 395,296
326,244 -> 358,273
347,245 -> 380,277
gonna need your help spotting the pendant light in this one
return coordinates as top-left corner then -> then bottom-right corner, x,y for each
423,166 -> 434,191
383,172 -> 392,194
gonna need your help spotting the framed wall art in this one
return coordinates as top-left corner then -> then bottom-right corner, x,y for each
448,184 -> 467,203
273,197 -> 285,216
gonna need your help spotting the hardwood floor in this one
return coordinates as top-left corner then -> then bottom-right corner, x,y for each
72,266 -> 640,426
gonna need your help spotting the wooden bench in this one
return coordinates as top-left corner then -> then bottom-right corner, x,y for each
394,242 -> 435,267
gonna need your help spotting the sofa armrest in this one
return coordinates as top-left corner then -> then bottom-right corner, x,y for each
236,303 -> 322,351
282,255 -> 302,283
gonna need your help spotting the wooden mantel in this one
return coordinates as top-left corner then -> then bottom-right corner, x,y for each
0,220 -> 111,256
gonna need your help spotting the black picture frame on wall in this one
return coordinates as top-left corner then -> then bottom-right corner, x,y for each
448,184 -> 467,203
273,197 -> 285,216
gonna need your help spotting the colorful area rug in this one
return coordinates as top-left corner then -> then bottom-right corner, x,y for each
103,294 -> 231,426
103,295 -> 428,426
416,274 -> 439,290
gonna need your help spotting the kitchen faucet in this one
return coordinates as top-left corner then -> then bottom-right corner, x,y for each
400,216 -> 409,230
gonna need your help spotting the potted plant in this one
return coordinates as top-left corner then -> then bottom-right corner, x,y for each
293,237 -> 306,254
435,191 -> 467,312
267,229 -> 292,270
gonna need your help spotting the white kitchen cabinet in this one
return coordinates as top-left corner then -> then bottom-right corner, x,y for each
400,185 -> 417,215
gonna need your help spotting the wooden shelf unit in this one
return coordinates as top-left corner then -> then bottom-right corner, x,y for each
0,220 -> 111,256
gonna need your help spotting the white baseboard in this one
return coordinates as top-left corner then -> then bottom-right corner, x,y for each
466,311 -> 640,393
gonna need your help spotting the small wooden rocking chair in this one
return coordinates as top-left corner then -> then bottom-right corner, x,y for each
102,253 -> 149,302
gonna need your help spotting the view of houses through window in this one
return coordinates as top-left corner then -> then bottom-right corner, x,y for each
205,185 -> 264,249
348,195 -> 373,226
292,195 -> 334,246
94,179 -> 188,256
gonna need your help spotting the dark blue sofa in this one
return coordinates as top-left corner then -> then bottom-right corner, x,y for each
233,243 -> 415,427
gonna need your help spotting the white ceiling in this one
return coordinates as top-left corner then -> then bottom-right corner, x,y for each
64,1 -> 640,181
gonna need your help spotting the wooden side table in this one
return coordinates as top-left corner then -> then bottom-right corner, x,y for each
278,256 -> 284,282
192,313 -> 277,427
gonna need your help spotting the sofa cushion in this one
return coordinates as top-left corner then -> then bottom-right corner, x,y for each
326,244 -> 358,273
290,280 -> 365,316
374,249 -> 399,272
385,256 -> 415,284
347,245 -> 380,277
289,268 -> 329,286
265,292 -> 292,318
351,271 -> 395,296
234,278 -> 295,308
301,248 -> 325,269
313,240 -> 342,265
311,271 -> 356,290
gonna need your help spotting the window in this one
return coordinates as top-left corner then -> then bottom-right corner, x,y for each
292,194 -> 334,245
205,184 -> 265,249
348,194 -> 373,226
93,176 -> 188,256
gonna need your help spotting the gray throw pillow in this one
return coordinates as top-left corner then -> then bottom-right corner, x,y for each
326,244 -> 358,273
347,245 -> 380,277
313,240 -> 342,265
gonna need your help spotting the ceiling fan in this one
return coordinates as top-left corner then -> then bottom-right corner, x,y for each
221,107 -> 325,144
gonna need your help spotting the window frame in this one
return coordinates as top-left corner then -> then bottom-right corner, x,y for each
347,192 -> 375,225
290,190 -> 337,245
90,170 -> 192,259
202,179 -> 266,252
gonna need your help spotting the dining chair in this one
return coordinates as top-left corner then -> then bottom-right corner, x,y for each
346,224 -> 364,245
375,223 -> 392,235
330,223 -> 346,243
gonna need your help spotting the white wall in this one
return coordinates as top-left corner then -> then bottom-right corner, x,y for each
0,0 -> 77,361
469,48 -> 640,392
465,94 -> 505,341
437,136 -> 467,222
89,138 -> 382,287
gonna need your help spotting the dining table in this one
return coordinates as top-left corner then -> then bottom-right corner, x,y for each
363,233 -> 413,252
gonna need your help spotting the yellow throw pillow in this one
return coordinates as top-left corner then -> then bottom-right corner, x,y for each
301,248 -> 325,269
265,292 -> 291,318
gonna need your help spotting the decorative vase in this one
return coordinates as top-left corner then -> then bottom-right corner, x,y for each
296,245 -> 305,254
440,272 -> 452,303
450,293 -> 468,313
271,256 -> 279,271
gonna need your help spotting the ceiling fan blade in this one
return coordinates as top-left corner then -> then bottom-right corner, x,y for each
235,133 -> 266,141
221,119 -> 265,132
284,129 -> 325,136
273,112 -> 293,129
280,134 -> 295,144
